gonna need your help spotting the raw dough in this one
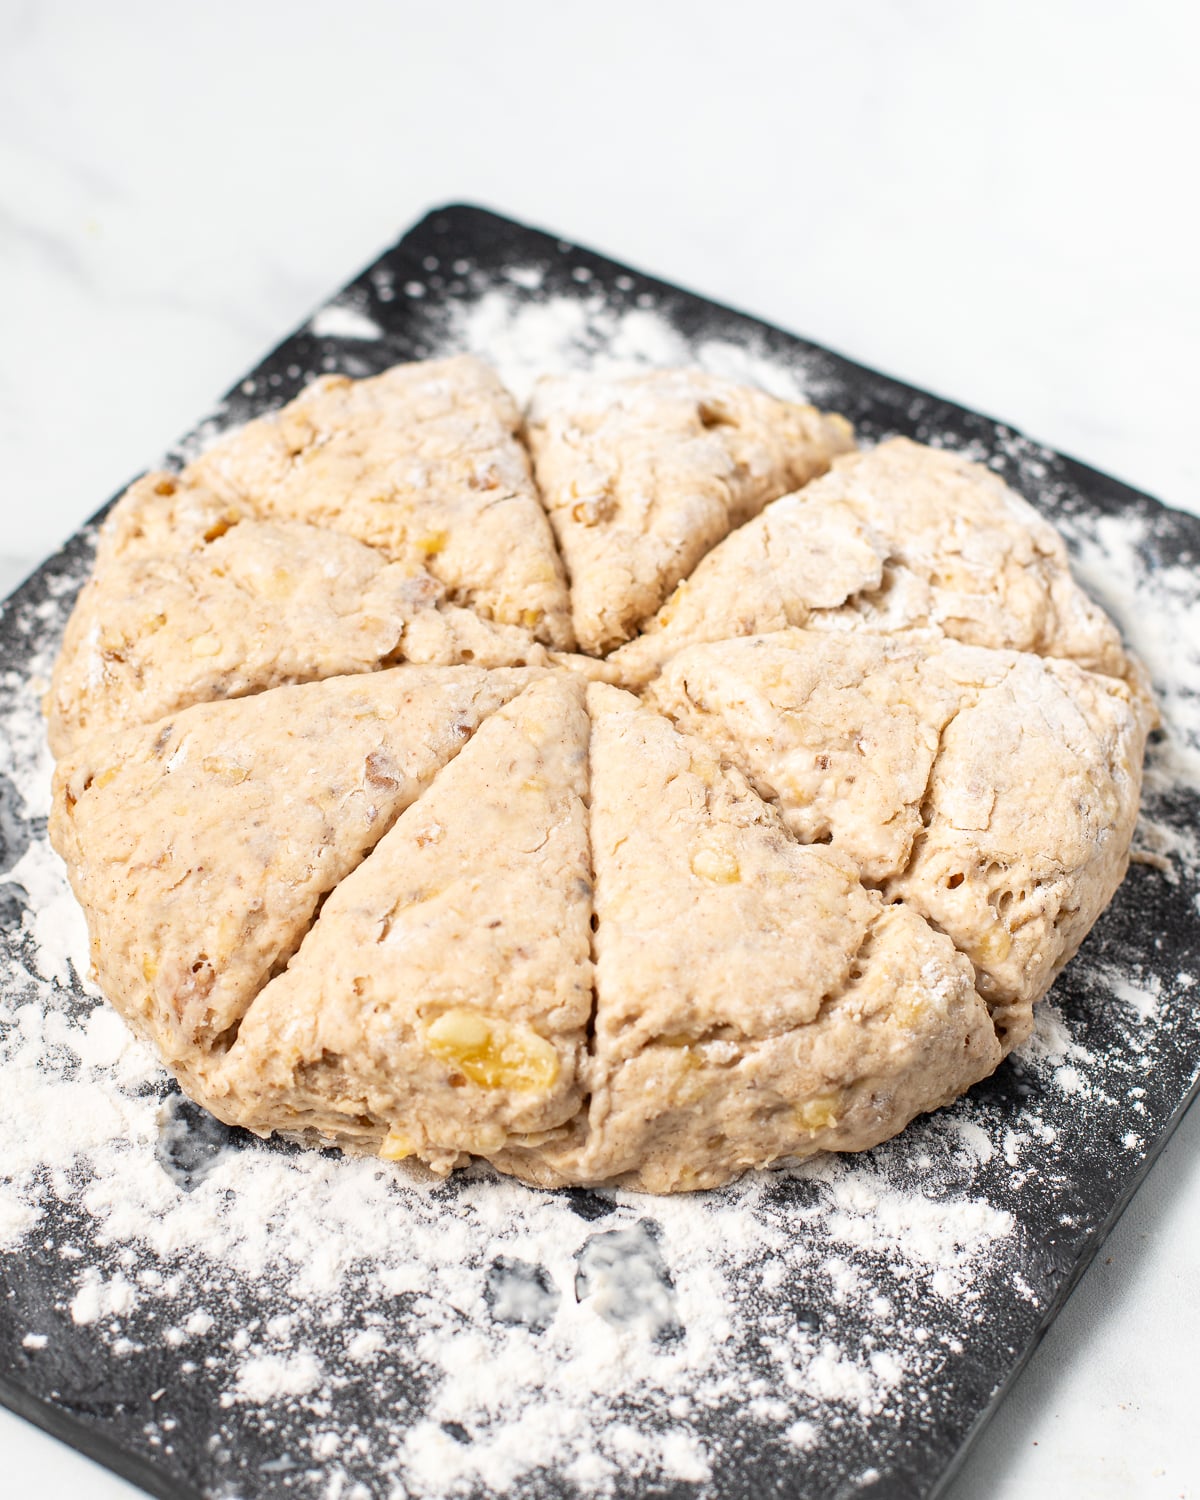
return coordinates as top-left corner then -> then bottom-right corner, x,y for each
646,629 -> 1153,1046
525,369 -> 853,654
209,675 -> 593,1169
47,358 -> 1151,1192
496,685 -> 1001,1193
610,437 -> 1133,687
189,354 -> 574,648
51,665 -> 537,1085
46,472 -> 513,757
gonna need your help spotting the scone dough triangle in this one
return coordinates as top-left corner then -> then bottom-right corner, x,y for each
648,629 -> 1152,1046
496,685 -> 1000,1193
612,437 -> 1132,686
46,470 -> 562,756
51,665 -> 536,1083
47,474 -> 417,755
885,647 -> 1152,1045
189,354 -> 574,648
647,629 -> 964,884
210,674 -> 594,1171
525,369 -> 853,655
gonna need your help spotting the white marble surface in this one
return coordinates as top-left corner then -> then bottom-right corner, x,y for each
1,1 -> 1198,1495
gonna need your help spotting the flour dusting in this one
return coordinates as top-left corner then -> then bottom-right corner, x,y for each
309,303 -> 383,342
416,279 -> 820,407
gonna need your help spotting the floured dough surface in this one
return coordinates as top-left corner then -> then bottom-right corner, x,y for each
210,675 -> 594,1169
189,354 -> 574,648
526,370 -> 853,654
611,437 -> 1134,687
46,469 -> 560,757
51,666 -> 537,1084
47,358 -> 1151,1193
495,686 -> 1000,1193
647,630 -> 1153,1047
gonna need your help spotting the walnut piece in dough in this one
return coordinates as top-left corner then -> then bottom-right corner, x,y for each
525,370 -> 853,655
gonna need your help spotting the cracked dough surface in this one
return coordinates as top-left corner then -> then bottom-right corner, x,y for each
48,359 -> 1152,1193
646,629 -> 1152,1048
51,666 -> 538,1088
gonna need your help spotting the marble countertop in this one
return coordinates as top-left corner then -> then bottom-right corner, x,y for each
1,2 -> 1197,1496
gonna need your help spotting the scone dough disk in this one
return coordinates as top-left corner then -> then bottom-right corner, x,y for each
48,361 -> 1151,1192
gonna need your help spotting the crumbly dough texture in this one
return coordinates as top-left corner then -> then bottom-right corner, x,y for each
51,666 -> 538,1090
210,675 -> 594,1170
646,630 -> 1151,1049
48,359 -> 1153,1193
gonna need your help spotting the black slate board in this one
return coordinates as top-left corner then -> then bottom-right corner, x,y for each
2,205 -> 1199,1500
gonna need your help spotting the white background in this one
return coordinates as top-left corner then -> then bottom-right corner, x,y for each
1,1 -> 1198,1495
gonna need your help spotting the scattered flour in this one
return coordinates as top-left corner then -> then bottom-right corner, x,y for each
231,1351 -> 324,1405
1015,999 -> 1095,1070
0,1185 -> 39,1249
308,303 -> 383,342
2,820 -> 92,991
820,1170 -> 1014,1293
424,282 -> 817,407
1094,967 -> 1163,1024
70,1271 -> 137,1327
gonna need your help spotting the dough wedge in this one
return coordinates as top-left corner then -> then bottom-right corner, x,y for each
498,685 -> 1001,1192
209,675 -> 594,1170
47,472 -> 557,756
612,437 -> 1133,687
50,666 -> 536,1084
189,354 -> 573,647
648,630 -> 1153,1047
525,369 -> 852,655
